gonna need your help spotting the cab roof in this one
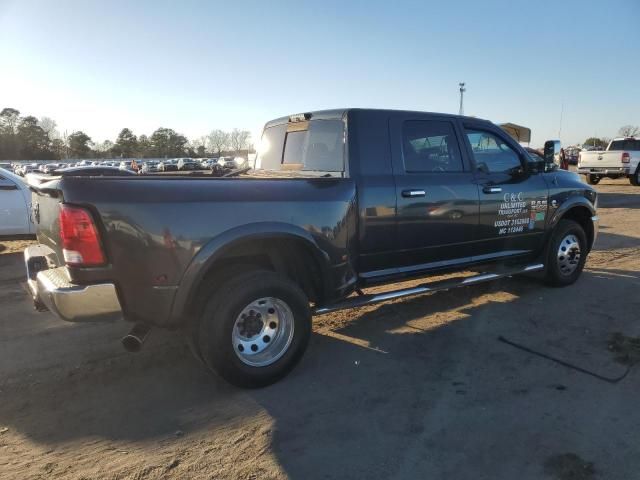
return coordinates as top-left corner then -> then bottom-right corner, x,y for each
263,108 -> 491,128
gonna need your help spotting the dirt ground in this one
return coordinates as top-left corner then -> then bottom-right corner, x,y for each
0,177 -> 639,480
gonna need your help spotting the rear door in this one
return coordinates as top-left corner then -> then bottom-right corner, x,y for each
390,115 -> 479,271
461,123 -> 549,261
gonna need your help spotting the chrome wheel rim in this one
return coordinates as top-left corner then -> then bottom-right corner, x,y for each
557,234 -> 581,276
232,297 -> 294,367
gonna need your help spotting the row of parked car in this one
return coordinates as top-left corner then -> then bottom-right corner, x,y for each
6,156 -> 247,177
149,157 -> 245,173
8,160 -> 125,176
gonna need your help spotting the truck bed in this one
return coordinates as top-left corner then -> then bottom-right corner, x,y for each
28,174 -> 357,327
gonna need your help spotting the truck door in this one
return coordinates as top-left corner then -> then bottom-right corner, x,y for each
390,116 -> 479,272
461,124 -> 549,261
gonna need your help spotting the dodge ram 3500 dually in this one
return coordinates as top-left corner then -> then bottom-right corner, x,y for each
24,109 -> 598,387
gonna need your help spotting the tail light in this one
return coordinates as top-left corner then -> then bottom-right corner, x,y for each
59,204 -> 106,266
622,152 -> 631,163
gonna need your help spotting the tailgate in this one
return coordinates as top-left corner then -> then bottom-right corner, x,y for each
580,151 -> 625,168
26,175 -> 65,266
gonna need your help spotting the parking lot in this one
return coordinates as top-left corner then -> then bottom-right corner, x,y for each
0,177 -> 638,480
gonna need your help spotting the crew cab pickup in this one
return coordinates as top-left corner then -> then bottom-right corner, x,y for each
578,137 -> 640,186
24,109 -> 599,387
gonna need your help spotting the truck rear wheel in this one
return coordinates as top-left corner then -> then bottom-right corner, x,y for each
196,270 -> 311,388
586,174 -> 600,185
544,220 -> 588,287
630,168 -> 640,186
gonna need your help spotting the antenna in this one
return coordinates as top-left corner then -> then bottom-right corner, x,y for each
558,101 -> 564,139
458,82 -> 466,115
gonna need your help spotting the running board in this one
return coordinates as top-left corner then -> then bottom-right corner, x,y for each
313,263 -> 544,315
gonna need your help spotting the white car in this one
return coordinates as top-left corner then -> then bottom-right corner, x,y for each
140,161 -> 159,174
217,156 -> 246,169
41,163 -> 61,174
0,168 -> 34,236
17,163 -> 40,176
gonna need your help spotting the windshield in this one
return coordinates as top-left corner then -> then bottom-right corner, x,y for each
255,119 -> 345,173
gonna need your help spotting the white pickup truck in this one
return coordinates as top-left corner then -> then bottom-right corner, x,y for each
578,137 -> 640,186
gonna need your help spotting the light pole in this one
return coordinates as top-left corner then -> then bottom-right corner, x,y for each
458,82 -> 466,115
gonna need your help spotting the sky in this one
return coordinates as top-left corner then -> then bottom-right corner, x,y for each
1,0 -> 638,147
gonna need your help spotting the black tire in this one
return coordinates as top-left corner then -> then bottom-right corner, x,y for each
196,270 -> 311,388
586,174 -> 600,185
544,219 -> 588,287
629,167 -> 640,186
185,263 -> 256,364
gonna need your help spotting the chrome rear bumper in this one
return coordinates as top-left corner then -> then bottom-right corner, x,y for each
25,245 -> 122,322
577,167 -> 630,176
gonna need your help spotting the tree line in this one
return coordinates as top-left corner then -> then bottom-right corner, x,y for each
3,106 -> 637,160
0,107 -> 254,161
583,125 -> 640,149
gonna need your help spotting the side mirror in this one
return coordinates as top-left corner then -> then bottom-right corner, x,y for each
544,140 -> 561,164
544,140 -> 561,172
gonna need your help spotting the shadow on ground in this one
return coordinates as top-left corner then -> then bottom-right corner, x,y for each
597,191 -> 640,209
1,263 -> 638,479
593,230 -> 640,250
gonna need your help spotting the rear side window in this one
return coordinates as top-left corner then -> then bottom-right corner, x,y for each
401,120 -> 463,172
609,139 -> 640,151
257,119 -> 345,172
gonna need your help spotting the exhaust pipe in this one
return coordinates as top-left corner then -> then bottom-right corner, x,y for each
122,323 -> 152,352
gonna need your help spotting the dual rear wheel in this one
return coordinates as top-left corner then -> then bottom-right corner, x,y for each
193,270 -> 311,388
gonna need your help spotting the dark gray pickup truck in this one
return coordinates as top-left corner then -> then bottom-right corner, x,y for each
25,108 -> 598,387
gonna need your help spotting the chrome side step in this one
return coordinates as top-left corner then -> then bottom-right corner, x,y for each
313,263 -> 544,315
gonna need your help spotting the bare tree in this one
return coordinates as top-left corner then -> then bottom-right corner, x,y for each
60,130 -> 70,159
186,136 -> 208,157
207,129 -> 229,155
38,116 -> 60,139
618,125 -> 640,137
188,135 -> 207,152
229,128 -> 251,153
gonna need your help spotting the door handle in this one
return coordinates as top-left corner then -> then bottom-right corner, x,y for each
401,189 -> 426,198
482,186 -> 502,194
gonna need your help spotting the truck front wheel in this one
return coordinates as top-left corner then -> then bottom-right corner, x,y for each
545,220 -> 588,287
196,270 -> 311,388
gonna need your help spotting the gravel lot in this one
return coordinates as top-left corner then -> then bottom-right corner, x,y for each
0,177 -> 639,480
